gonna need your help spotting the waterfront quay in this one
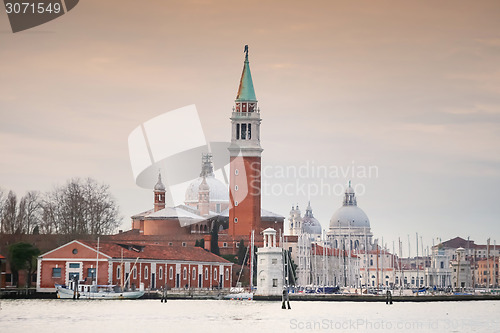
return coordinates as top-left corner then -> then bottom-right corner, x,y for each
3,287 -> 500,302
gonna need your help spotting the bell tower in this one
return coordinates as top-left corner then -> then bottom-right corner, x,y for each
154,172 -> 166,212
228,45 -> 263,237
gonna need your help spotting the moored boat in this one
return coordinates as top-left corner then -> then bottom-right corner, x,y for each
55,282 -> 145,299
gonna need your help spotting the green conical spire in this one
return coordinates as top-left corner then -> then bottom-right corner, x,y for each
235,45 -> 257,102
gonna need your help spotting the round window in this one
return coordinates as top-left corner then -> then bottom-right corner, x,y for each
72,248 -> 78,255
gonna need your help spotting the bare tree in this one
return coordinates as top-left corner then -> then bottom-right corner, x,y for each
2,191 -> 19,234
40,198 -> 59,234
0,188 -> 5,233
42,178 -> 122,235
0,191 -> 42,234
19,191 -> 42,234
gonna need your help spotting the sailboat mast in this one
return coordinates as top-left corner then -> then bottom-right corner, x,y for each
399,237 -> 403,292
121,248 -> 124,289
421,236 -> 424,280
381,237 -> 384,289
364,227 -> 368,291
323,233 -> 327,286
407,234 -> 411,289
250,230 -> 254,291
494,241 -> 497,288
487,238 -> 491,292
96,237 -> 100,285
416,233 -> 419,289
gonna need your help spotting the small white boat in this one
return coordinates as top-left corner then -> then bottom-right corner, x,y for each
55,282 -> 144,299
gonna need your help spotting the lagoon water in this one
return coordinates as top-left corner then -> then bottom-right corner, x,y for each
1,299 -> 499,332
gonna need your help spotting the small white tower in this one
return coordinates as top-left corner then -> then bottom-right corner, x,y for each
256,228 -> 284,296
288,205 -> 302,236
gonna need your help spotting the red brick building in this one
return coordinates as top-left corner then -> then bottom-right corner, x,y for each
36,239 -> 233,293
0,254 -> 6,288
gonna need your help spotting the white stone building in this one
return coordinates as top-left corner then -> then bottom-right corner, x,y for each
256,228 -> 284,296
424,245 -> 452,288
310,243 -> 360,288
358,248 -> 397,288
451,247 -> 472,291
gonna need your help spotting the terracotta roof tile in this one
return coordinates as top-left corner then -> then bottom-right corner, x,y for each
79,240 -> 231,264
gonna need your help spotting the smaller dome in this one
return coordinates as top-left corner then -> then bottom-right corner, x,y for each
301,202 -> 322,235
154,173 -> 165,191
185,175 -> 229,203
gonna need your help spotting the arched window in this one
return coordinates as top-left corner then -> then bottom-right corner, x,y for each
214,268 -> 217,278
205,268 -> 208,280
183,267 -> 187,280
159,266 -> 163,280
192,267 -> 196,280
225,268 -> 229,280
144,266 -> 149,280
116,266 -> 121,280
169,266 -> 173,280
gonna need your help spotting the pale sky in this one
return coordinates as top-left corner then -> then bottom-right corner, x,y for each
1,0 -> 500,255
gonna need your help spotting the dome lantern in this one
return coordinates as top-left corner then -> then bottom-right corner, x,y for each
329,181 -> 370,229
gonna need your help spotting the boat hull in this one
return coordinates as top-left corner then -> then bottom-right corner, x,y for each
55,284 -> 144,300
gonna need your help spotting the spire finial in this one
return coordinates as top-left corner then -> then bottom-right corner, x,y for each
348,180 -> 351,187
154,170 -> 165,191
200,153 -> 214,177
235,45 -> 257,102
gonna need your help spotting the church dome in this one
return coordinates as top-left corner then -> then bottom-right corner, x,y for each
302,202 -> 322,235
185,154 -> 229,204
329,205 -> 370,229
185,175 -> 229,203
329,182 -> 370,229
